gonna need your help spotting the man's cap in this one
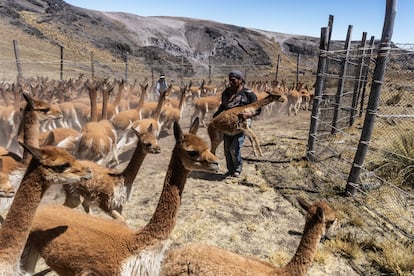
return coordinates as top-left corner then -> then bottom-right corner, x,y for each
160,74 -> 165,79
228,70 -> 244,80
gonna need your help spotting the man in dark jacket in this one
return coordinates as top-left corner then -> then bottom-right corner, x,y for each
213,70 -> 259,177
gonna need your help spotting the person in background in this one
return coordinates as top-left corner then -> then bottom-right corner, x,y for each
155,74 -> 168,101
213,70 -> 259,177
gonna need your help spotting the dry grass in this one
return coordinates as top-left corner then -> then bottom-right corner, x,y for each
369,240 -> 414,275
324,231 -> 414,275
323,194 -> 414,275
372,130 -> 414,188
325,232 -> 364,260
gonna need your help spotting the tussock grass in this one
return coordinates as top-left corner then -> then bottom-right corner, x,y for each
324,225 -> 414,275
369,240 -> 414,275
334,202 -> 366,227
268,252 -> 289,266
373,131 -> 414,188
325,232 -> 364,260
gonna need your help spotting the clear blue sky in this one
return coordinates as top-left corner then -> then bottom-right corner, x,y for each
65,0 -> 412,44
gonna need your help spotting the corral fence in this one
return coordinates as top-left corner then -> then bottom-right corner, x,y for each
305,0 -> 414,246
3,42 -> 311,89
3,31 -> 317,88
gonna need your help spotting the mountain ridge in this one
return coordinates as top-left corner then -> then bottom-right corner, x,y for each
0,0 -> 338,81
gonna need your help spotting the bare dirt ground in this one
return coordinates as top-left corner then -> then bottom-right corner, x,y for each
34,106 -> 360,275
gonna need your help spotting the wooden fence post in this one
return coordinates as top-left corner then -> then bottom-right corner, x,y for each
208,55 -> 212,82
349,32 -> 368,126
306,27 -> 329,161
181,56 -> 184,83
327,15 -> 334,51
296,53 -> 300,85
275,54 -> 280,81
331,25 -> 353,134
359,36 -> 376,117
13,40 -> 23,81
125,51 -> 129,82
60,45 -> 64,81
346,0 -> 397,196
90,51 -> 95,79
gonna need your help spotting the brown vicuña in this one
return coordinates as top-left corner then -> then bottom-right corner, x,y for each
0,81 -> 22,151
190,93 -> 221,128
38,127 -> 80,154
62,124 -> 161,222
23,118 -> 219,275
0,91 -> 63,222
19,92 -> 63,163
112,83 -> 148,133
208,93 -> 284,157
0,158 -> 14,200
0,143 -> 92,275
75,79 -> 119,166
132,87 -> 170,138
0,158 -> 14,223
160,197 -> 338,276
287,82 -> 303,116
160,84 -> 187,133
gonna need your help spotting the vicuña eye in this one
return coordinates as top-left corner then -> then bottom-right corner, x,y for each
187,151 -> 199,158
54,163 -> 70,172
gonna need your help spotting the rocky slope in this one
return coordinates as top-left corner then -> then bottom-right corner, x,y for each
0,0 -> 323,78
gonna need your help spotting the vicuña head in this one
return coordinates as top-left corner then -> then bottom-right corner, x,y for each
0,143 -> 92,275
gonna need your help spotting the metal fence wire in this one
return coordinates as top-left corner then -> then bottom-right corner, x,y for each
307,42 -> 414,241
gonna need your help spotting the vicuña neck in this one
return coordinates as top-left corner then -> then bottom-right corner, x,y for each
258,95 -> 277,107
22,109 -> 40,163
0,159 -> 43,259
284,216 -> 324,276
134,146 -> 189,244
121,141 -> 147,191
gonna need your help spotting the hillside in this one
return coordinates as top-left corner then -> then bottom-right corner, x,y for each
0,0 -> 322,81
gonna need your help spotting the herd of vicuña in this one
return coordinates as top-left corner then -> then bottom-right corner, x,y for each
0,74 -> 338,276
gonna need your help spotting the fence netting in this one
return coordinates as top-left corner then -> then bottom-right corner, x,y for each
309,42 -> 414,242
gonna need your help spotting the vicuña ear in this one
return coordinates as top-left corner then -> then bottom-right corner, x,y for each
132,128 -> 142,141
42,131 -> 55,146
297,197 -> 311,212
22,91 -> 34,106
19,142 -> 42,160
316,206 -> 325,222
147,123 -> 154,133
173,121 -> 184,144
189,117 -> 200,135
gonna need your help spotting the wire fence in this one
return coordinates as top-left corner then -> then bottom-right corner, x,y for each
0,37 -> 317,87
306,39 -> 414,243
